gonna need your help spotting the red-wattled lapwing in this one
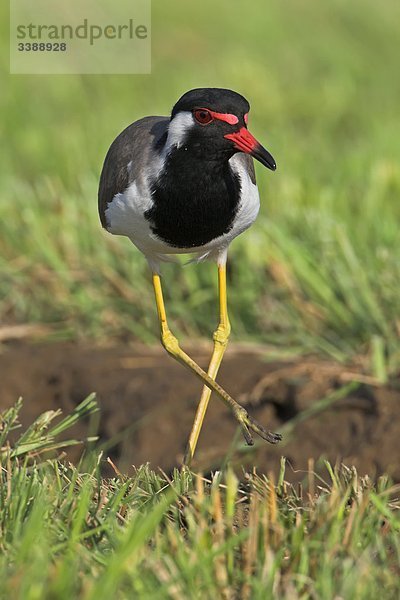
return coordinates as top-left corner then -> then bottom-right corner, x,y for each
98,87 -> 282,464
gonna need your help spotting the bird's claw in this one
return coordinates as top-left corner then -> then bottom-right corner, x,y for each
236,408 -> 282,446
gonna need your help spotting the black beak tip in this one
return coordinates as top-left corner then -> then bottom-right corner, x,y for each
263,156 -> 276,171
253,144 -> 277,172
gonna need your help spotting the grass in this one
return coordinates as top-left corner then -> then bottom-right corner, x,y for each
1,0 -> 400,370
1,399 -> 399,599
2,3 -> 400,594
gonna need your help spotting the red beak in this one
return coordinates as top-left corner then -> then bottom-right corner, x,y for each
225,127 -> 276,171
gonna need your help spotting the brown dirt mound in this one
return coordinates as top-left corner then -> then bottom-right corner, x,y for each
0,341 -> 399,482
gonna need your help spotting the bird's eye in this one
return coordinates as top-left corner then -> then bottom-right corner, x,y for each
244,112 -> 249,125
193,109 -> 213,125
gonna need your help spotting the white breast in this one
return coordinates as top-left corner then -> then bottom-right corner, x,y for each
226,154 -> 260,242
105,176 -> 155,246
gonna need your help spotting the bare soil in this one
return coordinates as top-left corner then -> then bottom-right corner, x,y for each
1,341 -> 399,482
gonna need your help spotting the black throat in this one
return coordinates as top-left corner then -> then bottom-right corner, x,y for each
145,148 -> 241,248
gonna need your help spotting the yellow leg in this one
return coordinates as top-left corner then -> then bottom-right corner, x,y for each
152,273 -> 282,462
183,264 -> 231,465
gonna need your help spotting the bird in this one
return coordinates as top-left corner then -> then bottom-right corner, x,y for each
98,87 -> 282,465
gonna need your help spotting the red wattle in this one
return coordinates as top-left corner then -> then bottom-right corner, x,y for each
224,127 -> 258,153
209,110 -> 239,125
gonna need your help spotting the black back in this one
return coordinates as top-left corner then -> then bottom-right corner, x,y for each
98,116 -> 169,228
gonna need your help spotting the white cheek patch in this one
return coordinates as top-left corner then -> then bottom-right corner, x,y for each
164,111 -> 194,153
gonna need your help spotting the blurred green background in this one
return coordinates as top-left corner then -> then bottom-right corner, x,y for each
1,0 -> 400,369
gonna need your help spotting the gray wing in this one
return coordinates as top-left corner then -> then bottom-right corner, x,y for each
98,116 -> 169,228
234,153 -> 256,185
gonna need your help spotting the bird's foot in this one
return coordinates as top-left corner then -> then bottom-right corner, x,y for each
234,407 -> 282,446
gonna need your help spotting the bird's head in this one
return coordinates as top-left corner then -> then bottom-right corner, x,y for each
167,87 -> 276,170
